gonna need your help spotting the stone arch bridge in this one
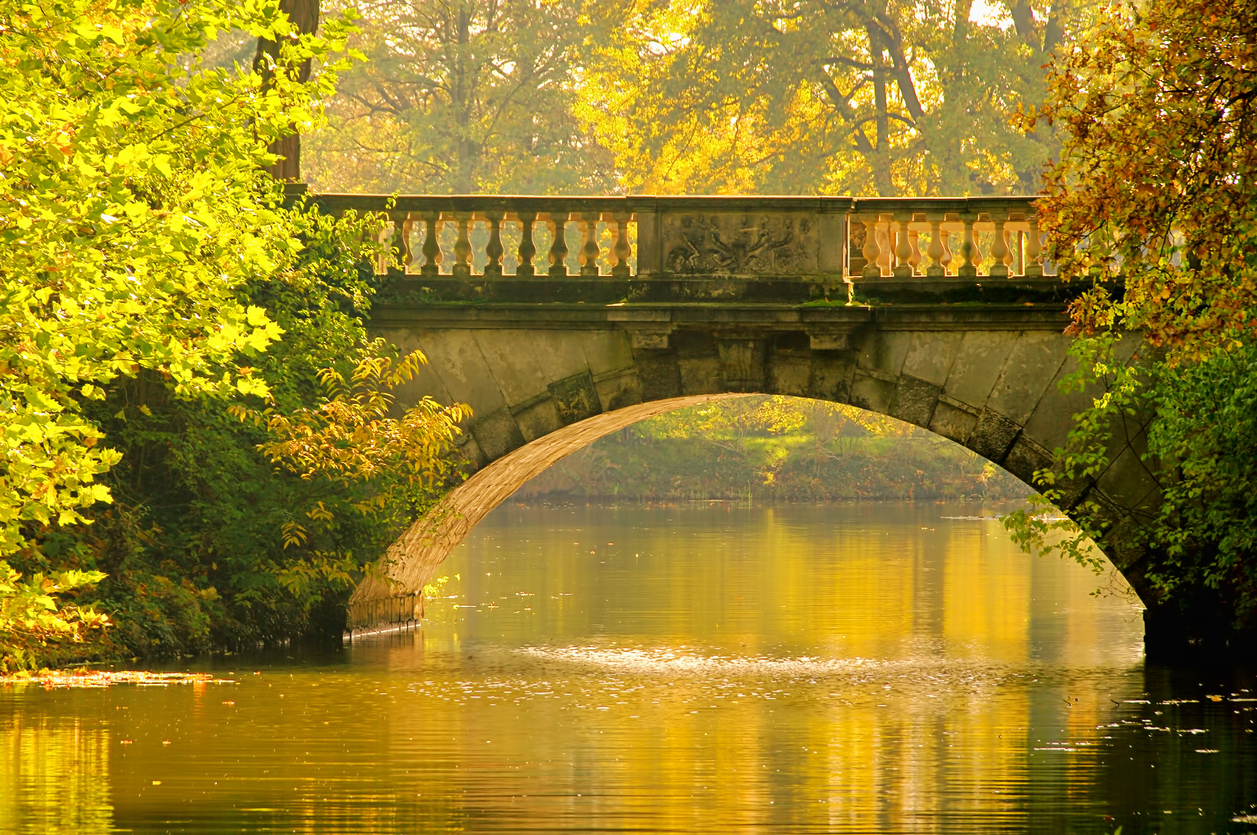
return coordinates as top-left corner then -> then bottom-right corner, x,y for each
300,193 -> 1157,638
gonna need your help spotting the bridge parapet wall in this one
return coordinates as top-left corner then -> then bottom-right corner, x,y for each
303,193 -> 1052,300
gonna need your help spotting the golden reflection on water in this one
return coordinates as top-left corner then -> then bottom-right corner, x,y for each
8,502 -> 1235,835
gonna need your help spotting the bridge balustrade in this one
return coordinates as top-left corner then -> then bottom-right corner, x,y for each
303,193 -> 1051,282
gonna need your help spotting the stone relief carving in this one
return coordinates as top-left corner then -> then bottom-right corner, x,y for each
663,213 -> 817,275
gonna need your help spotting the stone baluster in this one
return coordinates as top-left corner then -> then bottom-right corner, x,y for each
484,211 -> 504,279
988,212 -> 1010,277
516,212 -> 537,278
1024,215 -> 1043,276
926,216 -> 946,277
861,217 -> 881,279
958,213 -> 978,278
420,211 -> 442,278
876,221 -> 893,276
452,212 -> 473,278
893,215 -> 913,278
390,210 -> 414,274
610,211 -> 632,279
374,218 -> 392,275
908,229 -> 922,275
578,212 -> 600,277
940,226 -> 954,274
548,211 -> 569,278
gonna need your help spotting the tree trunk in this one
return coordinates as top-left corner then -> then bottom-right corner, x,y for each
254,0 -> 321,182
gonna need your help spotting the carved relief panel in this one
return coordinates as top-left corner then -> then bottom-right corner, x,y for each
661,213 -> 820,275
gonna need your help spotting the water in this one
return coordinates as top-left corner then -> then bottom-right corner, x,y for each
3,503 -> 1256,834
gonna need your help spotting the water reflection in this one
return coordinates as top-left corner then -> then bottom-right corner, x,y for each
1,503 -> 1255,834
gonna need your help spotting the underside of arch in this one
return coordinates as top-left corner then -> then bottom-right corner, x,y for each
347,394 -> 751,627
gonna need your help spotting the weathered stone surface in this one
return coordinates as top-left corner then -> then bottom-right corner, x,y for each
928,399 -> 977,444
595,371 -> 643,412
1022,352 -> 1092,451
635,350 -> 682,401
855,329 -> 912,378
850,371 -> 895,414
470,406 -> 525,461
377,329 -> 456,414
719,339 -> 766,392
579,330 -> 635,378
889,375 -> 941,428
967,408 -> 1021,463
548,370 -> 602,426
986,331 -> 1071,425
531,330 -> 591,384
662,212 -> 820,274
808,353 -> 855,403
473,330 -> 550,406
513,397 -> 563,443
902,332 -> 963,387
944,331 -> 1018,411
767,348 -> 811,396
419,330 -> 507,419
1002,436 -> 1052,488
1097,444 -> 1161,514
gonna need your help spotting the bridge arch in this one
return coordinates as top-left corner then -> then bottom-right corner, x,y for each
348,320 -> 1158,631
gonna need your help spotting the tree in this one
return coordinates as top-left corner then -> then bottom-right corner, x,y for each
0,0 -> 467,665
255,0 -> 324,181
1005,0 -> 1257,653
305,0 -> 616,193
579,0 -> 1075,196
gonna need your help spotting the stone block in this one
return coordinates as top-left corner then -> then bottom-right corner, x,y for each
455,434 -> 487,472
1022,352 -> 1091,451
471,407 -> 526,462
678,357 -> 724,394
855,329 -> 912,378
1097,444 -> 1161,515
1001,436 -> 1052,490
528,331 -> 591,384
944,331 -> 1018,411
808,353 -> 855,403
636,351 -> 682,401
928,399 -> 978,444
889,375 -> 941,428
473,330 -> 550,406
967,408 -> 1021,464
514,398 -> 563,442
548,370 -> 602,425
379,329 -> 456,414
850,371 -> 895,415
595,372 -> 643,412
420,330 -> 507,419
767,353 -> 810,397
719,339 -> 766,392
986,331 -> 1071,425
902,332 -> 963,387
579,330 -> 635,377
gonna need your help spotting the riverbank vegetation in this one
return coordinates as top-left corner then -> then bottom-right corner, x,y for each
514,397 -> 1028,504
1004,0 -> 1257,651
0,0 -> 465,670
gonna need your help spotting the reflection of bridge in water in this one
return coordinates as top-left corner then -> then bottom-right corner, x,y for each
301,193 -> 1154,637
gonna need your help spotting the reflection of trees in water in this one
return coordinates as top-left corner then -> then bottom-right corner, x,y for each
515,396 -> 1029,502
0,716 -> 113,833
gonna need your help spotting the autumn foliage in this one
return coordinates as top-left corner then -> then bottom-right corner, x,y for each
1032,0 -> 1257,358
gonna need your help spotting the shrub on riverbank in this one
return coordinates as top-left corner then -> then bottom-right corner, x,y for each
0,0 -> 465,670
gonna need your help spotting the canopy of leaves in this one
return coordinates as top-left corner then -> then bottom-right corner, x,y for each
0,0 -> 469,665
579,0 -> 1071,196
306,0 -> 616,193
1031,0 -> 1257,359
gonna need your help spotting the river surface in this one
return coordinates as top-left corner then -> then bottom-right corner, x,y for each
3,503 -> 1257,834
